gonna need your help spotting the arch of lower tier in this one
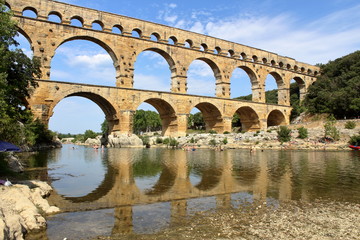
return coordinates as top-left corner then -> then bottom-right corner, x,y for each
27,81 -> 291,137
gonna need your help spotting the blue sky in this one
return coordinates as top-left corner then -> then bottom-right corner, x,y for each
15,0 -> 360,134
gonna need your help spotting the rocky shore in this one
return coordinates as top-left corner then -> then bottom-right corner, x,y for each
0,181 -> 60,240
146,119 -> 360,151
98,200 -> 360,240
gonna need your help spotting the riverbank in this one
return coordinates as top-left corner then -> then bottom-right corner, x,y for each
0,181 -> 60,240
146,119 -> 360,151
95,200 -> 360,240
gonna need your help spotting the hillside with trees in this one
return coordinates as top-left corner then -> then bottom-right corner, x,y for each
304,51 -> 360,119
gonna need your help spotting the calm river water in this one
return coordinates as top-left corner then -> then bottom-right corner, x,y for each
25,145 -> 360,239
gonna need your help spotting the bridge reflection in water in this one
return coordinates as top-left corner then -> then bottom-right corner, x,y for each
44,147 -> 360,237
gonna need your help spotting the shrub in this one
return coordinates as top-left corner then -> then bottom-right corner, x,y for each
349,134 -> 360,146
169,138 -> 179,148
163,138 -> 170,145
297,127 -> 308,139
209,139 -> 217,146
277,126 -> 291,142
139,136 -> 150,146
155,137 -> 163,144
345,121 -> 356,129
223,131 -> 230,134
324,116 -> 340,141
189,137 -> 197,143
209,130 -> 217,134
222,137 -> 228,145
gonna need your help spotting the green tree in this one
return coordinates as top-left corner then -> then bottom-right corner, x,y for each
277,126 -> 292,142
83,129 -> 97,140
188,112 -> 205,130
304,51 -> 360,119
324,115 -> 340,141
297,127 -> 308,139
0,1 -> 44,146
133,110 -> 161,134
101,119 -> 109,134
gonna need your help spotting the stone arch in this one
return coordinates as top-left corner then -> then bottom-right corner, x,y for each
240,52 -> 247,60
200,43 -> 208,52
42,89 -> 119,134
133,47 -> 176,91
233,106 -> 260,132
268,72 -> 284,88
112,24 -> 123,34
185,39 -> 193,48
267,110 -> 286,127
266,71 -> 286,105
48,11 -> 62,23
230,65 -> 259,100
214,46 -> 222,55
92,20 -> 104,31
186,57 -> 222,96
150,32 -> 161,42
195,57 -> 221,82
292,76 -> 306,101
22,6 -> 38,18
252,55 -> 258,62
228,49 -> 235,57
192,102 -> 223,132
138,98 -> 177,136
132,28 -> 142,38
70,16 -> 84,27
57,35 -> 119,67
15,26 -> 34,47
168,36 -> 177,45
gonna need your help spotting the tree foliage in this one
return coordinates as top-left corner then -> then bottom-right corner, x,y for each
133,109 -> 161,134
277,126 -> 292,142
0,1 -> 48,146
187,112 -> 205,130
304,51 -> 360,119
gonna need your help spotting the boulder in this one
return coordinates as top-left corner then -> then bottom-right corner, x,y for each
0,181 -> 60,240
108,134 -> 143,147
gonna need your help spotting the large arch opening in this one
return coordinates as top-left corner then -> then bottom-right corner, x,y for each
230,66 -> 257,100
187,58 -> 220,97
133,48 -> 174,92
265,72 -> 284,104
232,107 -> 260,132
134,99 -> 177,136
290,77 -> 306,120
12,30 -> 33,58
51,38 -> 117,86
267,110 -> 286,127
49,93 -> 117,136
188,103 -> 223,133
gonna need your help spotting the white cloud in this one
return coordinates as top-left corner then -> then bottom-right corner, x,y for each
133,73 -> 170,92
159,3 -> 360,65
69,53 -> 112,68
188,60 -> 214,78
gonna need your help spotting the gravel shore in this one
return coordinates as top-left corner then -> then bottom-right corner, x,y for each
102,200 -> 360,240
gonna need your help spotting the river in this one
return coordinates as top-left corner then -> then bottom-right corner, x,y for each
25,145 -> 360,239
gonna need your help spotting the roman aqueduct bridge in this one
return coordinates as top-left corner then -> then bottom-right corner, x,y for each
6,0 -> 320,136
